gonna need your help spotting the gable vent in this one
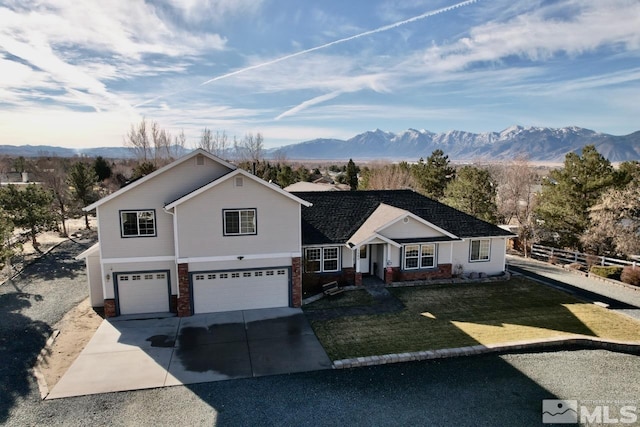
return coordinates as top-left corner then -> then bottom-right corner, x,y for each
403,217 -> 409,224
235,177 -> 244,187
196,155 -> 205,166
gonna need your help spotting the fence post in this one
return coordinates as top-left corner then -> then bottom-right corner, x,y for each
574,252 -> 578,263
601,256 -> 605,266
550,248 -> 554,261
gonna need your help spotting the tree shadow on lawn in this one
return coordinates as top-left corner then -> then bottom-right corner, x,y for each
0,292 -> 52,423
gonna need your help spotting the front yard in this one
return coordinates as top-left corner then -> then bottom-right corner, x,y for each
304,278 -> 640,360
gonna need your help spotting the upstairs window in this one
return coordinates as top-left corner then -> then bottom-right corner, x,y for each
223,209 -> 257,236
120,210 -> 156,237
470,239 -> 491,262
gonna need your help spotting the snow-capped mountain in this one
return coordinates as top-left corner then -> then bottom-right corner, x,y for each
275,126 -> 640,162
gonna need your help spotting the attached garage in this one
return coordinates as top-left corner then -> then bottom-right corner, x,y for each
115,271 -> 171,315
192,268 -> 290,314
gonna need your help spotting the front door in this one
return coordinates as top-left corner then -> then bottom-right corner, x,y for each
359,245 -> 370,274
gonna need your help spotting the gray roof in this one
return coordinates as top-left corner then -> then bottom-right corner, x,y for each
291,190 -> 514,245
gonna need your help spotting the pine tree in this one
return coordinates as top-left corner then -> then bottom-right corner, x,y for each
346,159 -> 359,191
67,162 -> 98,229
442,166 -> 497,223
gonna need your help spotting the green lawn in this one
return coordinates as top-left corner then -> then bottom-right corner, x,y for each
306,278 -> 640,360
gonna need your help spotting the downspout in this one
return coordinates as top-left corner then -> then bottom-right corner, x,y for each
163,206 -> 179,297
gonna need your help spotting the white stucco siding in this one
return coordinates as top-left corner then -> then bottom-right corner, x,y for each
175,177 -> 301,258
342,247 -> 354,269
97,156 -> 232,259
451,237 -> 507,275
101,260 -> 177,299
380,217 -> 448,239
437,242 -> 453,265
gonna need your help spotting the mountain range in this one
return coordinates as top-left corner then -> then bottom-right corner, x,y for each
274,126 -> 640,162
1,126 -> 639,162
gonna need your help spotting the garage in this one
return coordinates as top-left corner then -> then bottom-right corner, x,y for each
192,268 -> 289,314
115,271 -> 170,315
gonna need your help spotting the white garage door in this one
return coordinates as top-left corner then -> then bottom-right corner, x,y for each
116,272 -> 170,315
192,268 -> 289,314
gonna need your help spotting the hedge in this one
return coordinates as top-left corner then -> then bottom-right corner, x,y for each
589,265 -> 623,281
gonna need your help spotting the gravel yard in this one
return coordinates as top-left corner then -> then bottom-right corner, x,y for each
0,231 -> 97,421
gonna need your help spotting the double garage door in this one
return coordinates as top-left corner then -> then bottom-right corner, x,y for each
116,272 -> 170,315
192,268 -> 289,314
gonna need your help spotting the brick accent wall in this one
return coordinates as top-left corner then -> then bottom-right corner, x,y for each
177,263 -> 191,317
291,257 -> 302,307
388,263 -> 453,282
354,272 -> 363,286
302,267 -> 358,296
384,267 -> 394,284
104,299 -> 116,318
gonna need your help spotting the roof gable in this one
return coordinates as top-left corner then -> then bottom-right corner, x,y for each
84,149 -> 236,211
165,168 -> 312,209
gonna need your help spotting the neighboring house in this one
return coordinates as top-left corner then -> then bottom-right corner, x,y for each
291,190 -> 514,287
283,181 -> 346,192
79,150 -> 513,318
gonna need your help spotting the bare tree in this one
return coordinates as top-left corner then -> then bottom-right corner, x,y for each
199,128 -> 214,153
239,132 -> 264,164
124,118 -> 151,162
171,129 -> 187,159
495,157 -> 538,256
361,163 -> 417,190
212,130 -> 229,158
124,118 -> 173,166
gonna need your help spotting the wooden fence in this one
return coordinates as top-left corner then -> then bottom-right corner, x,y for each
531,244 -> 637,269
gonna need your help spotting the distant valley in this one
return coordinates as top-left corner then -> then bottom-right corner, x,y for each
1,126 -> 639,162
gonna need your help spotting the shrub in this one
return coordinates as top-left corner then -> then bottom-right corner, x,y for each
589,265 -> 623,281
567,263 -> 586,272
548,255 -> 558,265
621,267 -> 640,287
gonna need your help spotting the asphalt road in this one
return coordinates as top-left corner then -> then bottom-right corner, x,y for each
4,349 -> 640,426
507,255 -> 640,320
2,245 -> 640,426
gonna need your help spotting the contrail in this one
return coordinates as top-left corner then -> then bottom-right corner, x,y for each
135,0 -> 478,108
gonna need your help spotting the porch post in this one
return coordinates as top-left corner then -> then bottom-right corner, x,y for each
355,247 -> 361,273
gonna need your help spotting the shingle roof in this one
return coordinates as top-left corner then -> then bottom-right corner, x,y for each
291,190 -> 514,245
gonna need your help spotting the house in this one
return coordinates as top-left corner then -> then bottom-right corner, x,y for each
291,190 -> 514,287
79,149 -> 310,318
79,149 -> 513,318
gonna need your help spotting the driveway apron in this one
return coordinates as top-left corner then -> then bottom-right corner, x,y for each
47,307 -> 331,399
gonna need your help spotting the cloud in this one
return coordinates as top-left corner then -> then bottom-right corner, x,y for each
160,0 -> 263,24
419,0 -> 640,72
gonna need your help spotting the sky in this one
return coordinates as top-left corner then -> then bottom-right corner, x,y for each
1,0 -> 639,150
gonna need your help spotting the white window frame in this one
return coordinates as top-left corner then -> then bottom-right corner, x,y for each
469,239 -> 491,262
304,246 -> 340,273
223,209 -> 257,236
403,244 -> 436,270
120,210 -> 156,237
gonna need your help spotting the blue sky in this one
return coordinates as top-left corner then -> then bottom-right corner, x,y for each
1,0 -> 639,149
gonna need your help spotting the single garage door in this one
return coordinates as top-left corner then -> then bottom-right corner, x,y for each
116,272 -> 170,315
192,268 -> 289,314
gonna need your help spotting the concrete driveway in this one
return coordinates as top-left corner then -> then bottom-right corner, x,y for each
47,307 -> 331,399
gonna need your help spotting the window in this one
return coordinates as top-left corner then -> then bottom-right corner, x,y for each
231,272 -> 240,278
359,246 -> 367,259
207,274 -> 216,280
120,210 -> 156,237
223,209 -> 256,235
470,239 -> 491,262
266,270 -> 274,276
304,247 -> 340,273
403,244 -> 436,270
243,272 -> 252,277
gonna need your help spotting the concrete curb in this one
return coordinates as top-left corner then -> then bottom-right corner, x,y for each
332,336 -> 640,369
32,329 -> 61,399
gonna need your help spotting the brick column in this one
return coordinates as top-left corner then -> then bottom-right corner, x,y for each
291,257 -> 302,307
384,267 -> 394,284
354,272 -> 363,286
104,299 -> 116,318
177,263 -> 191,317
